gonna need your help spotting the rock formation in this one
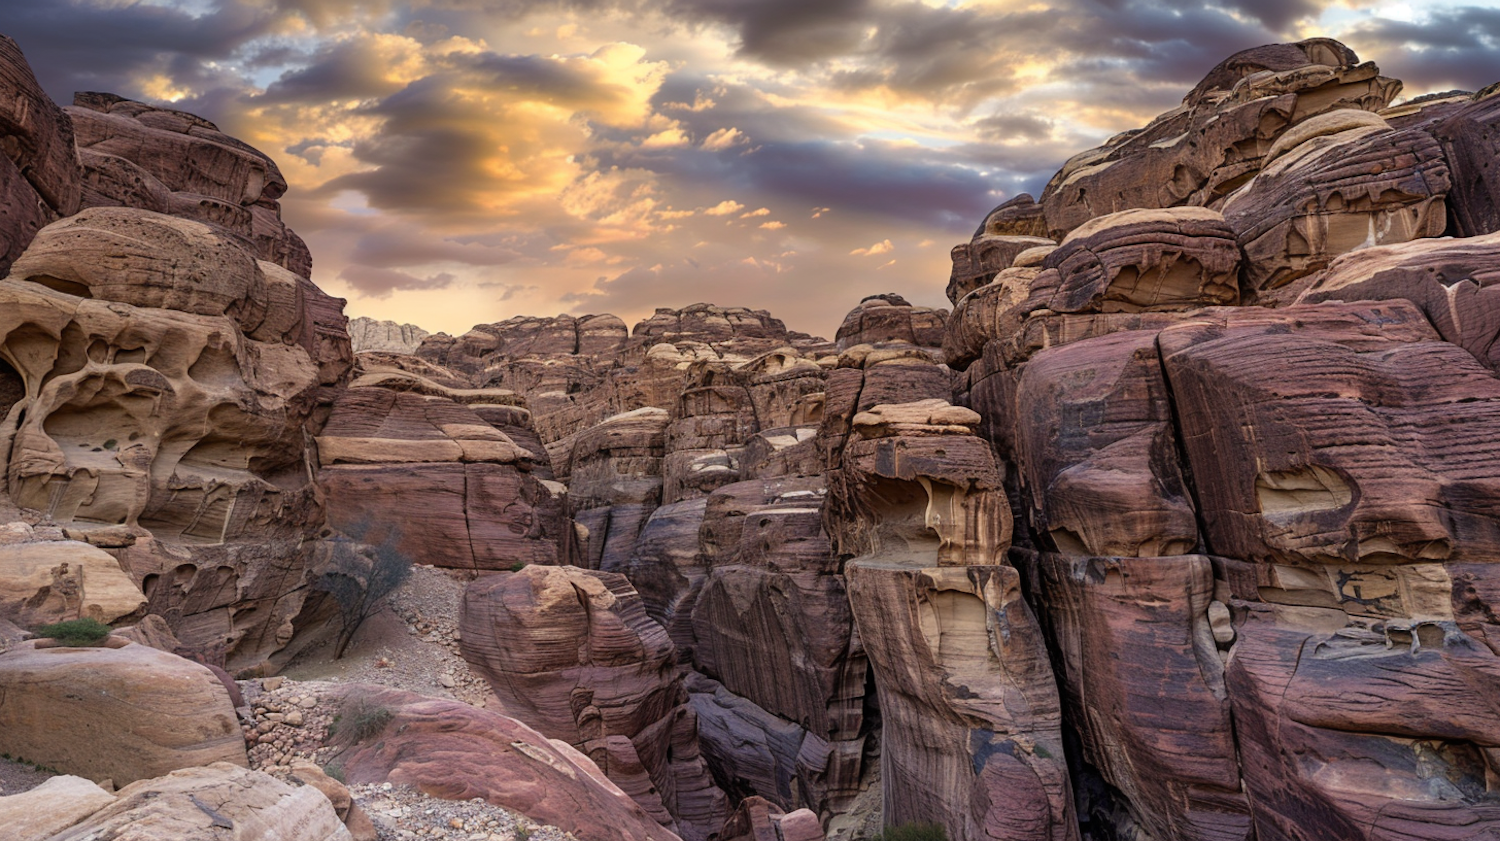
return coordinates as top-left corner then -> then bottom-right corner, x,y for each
33,762 -> 353,841
459,565 -> 728,841
6,28 -> 1500,841
0,641 -> 247,786
348,317 -> 431,354
322,683 -> 680,841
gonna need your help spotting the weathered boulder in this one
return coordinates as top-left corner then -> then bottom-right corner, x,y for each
325,684 -> 680,841
1158,301 -> 1500,567
316,376 -> 571,571
948,234 -> 1055,304
45,762 -> 352,841
0,642 -> 247,786
1035,207 -> 1241,313
718,796 -> 826,841
460,566 -> 727,840
1298,232 -> 1500,371
835,295 -> 946,350
0,774 -> 118,839
68,93 -> 311,277
0,540 -> 146,626
1227,607 -> 1500,841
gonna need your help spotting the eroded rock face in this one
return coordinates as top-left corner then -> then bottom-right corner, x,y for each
459,566 -> 728,841
690,478 -> 869,820
822,316 -> 1074,840
68,92 -> 311,277
1221,115 -> 1450,292
1039,39 -> 1400,239
0,641 -> 247,786
316,368 -> 572,571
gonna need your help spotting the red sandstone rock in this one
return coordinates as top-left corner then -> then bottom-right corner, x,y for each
459,566 -> 727,840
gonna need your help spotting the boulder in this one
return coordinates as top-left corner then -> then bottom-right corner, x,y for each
0,540 -> 146,626
325,684 -> 683,841
1298,232 -> 1500,371
0,775 -> 117,840
46,762 -> 351,841
718,796 -> 826,841
1014,331 -> 1199,557
1158,301 -> 1500,567
1034,207 -> 1242,313
835,295 -> 947,350
0,642 -> 247,786
317,381 -> 570,571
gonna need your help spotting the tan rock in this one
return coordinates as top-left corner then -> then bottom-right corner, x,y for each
0,642 -> 247,786
47,762 -> 351,841
0,774 -> 116,839
0,540 -> 145,626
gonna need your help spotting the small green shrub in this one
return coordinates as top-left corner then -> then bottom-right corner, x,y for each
328,696 -> 393,745
323,761 -> 346,783
508,561 -> 527,572
33,618 -> 112,647
873,823 -> 948,841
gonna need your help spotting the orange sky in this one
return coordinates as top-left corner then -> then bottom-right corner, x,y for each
5,0 -> 1500,337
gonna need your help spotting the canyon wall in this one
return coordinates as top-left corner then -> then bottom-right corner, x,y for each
4,32 -> 1500,841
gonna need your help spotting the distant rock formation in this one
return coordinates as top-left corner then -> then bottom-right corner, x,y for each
348,316 -> 430,354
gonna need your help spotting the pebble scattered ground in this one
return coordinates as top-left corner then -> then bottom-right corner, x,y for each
240,566 -> 574,841
282,565 -> 493,706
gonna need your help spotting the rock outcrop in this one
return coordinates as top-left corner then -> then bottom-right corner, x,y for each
322,684 -> 683,841
0,41 -> 351,673
460,566 -> 728,840
39,762 -> 353,841
0,641 -> 247,786
348,317 -> 431,354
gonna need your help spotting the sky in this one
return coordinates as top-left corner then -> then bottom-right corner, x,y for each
3,1 -> 1500,338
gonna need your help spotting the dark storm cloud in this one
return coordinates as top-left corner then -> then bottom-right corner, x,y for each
338,265 -> 457,296
0,0 -> 278,102
1345,7 -> 1500,93
262,39 -> 411,104
349,229 -> 522,267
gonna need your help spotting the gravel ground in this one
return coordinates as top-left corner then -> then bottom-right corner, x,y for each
246,567 -> 575,841
351,783 -> 577,841
282,565 -> 493,707
0,755 -> 57,796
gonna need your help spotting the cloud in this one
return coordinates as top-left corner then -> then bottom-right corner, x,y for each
339,265 -> 458,296
703,200 -> 744,216
851,239 -> 893,256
